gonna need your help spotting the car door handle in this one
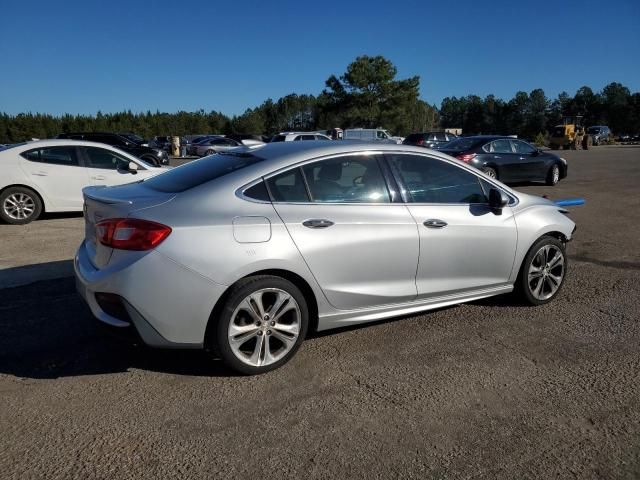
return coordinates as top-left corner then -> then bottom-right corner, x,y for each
423,219 -> 448,228
91,175 -> 106,180
493,155 -> 501,159
302,219 -> 334,229
32,171 -> 48,176
519,157 -> 526,160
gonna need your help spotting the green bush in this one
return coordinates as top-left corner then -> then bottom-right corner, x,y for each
533,132 -> 547,147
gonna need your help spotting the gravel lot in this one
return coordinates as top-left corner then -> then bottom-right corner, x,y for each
1,146 -> 639,479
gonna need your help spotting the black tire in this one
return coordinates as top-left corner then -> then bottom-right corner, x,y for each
545,164 -> 560,186
515,235 -> 567,306
482,167 -> 498,180
211,275 -> 309,375
0,186 -> 43,225
140,154 -> 161,166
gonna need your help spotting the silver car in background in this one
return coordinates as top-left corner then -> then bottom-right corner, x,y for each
190,136 -> 243,157
75,142 -> 576,374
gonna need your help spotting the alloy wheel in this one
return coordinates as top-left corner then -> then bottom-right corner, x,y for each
527,244 -> 565,300
3,193 -> 36,221
228,288 -> 301,367
552,165 -> 560,184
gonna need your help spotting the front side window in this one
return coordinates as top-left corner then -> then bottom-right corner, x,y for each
511,140 -> 536,154
83,147 -> 132,170
302,155 -> 390,203
21,146 -> 80,166
388,154 -> 487,204
315,135 -> 330,141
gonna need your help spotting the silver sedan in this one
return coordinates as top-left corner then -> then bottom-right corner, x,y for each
75,142 -> 576,374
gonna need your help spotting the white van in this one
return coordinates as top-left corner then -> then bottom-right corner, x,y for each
343,128 -> 399,143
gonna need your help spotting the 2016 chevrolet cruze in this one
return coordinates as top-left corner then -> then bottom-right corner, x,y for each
75,142 -> 575,374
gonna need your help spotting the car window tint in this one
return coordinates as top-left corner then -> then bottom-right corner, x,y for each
83,147 -> 130,170
293,136 -> 302,141
488,139 -> 513,153
435,133 -> 447,141
511,140 -> 536,154
266,168 -> 309,202
300,135 -> 315,141
315,135 -> 330,140
389,154 -> 487,204
301,155 -> 390,203
271,135 -> 286,142
243,180 -> 270,202
21,146 -> 80,166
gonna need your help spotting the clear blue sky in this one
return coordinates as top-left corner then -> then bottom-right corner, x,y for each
1,0 -> 638,116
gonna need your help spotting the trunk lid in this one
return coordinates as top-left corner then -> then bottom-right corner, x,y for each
83,182 -> 175,268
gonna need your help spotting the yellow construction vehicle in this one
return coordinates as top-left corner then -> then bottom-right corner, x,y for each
549,115 -> 592,150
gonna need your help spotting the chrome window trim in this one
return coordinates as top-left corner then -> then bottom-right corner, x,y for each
236,149 -> 519,207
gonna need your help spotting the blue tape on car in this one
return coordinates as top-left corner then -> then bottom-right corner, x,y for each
554,198 -> 585,207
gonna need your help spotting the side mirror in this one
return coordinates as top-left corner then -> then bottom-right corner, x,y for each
531,149 -> 540,156
128,161 -> 139,174
489,188 -> 509,213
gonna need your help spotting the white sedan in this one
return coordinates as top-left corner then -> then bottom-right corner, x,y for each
0,139 -> 167,224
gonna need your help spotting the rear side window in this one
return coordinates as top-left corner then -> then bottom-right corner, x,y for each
388,154 -> 487,204
144,152 -> 265,193
21,146 -> 80,166
271,135 -> 286,142
266,169 -> 309,202
242,180 -> 270,202
443,138 -> 484,151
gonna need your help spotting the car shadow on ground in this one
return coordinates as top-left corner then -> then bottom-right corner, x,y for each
0,264 -> 535,380
0,275 -> 236,379
39,211 -> 84,221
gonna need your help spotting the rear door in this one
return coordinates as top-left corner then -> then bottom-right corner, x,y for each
268,153 -> 419,310
485,139 -> 520,182
80,146 -> 141,186
19,146 -> 89,209
387,153 -> 517,298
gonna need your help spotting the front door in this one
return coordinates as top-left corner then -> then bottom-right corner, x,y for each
387,153 -> 517,298
80,146 -> 140,186
268,153 -> 419,310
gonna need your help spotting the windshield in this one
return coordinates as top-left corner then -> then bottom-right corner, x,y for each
143,152 -> 265,193
442,138 -> 485,151
121,134 -> 144,144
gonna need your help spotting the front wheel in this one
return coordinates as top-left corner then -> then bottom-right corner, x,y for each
0,187 -> 42,225
516,236 -> 567,305
212,275 -> 309,375
545,164 -> 560,186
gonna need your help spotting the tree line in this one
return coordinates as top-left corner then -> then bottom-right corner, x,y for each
1,56 -> 638,144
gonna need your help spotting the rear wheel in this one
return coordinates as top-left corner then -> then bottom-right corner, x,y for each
212,275 -> 309,375
482,167 -> 498,180
0,187 -> 42,225
140,154 -> 160,166
516,236 -> 567,305
545,164 -> 560,186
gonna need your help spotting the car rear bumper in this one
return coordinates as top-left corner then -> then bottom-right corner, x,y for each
74,241 -> 227,348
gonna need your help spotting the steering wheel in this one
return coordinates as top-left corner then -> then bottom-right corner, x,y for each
352,175 -> 364,187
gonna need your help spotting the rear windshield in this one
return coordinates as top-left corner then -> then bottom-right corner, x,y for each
442,138 -> 484,151
143,152 -> 265,193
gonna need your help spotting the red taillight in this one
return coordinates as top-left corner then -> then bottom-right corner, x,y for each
416,139 -> 424,146
456,153 -> 477,163
96,218 -> 172,251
